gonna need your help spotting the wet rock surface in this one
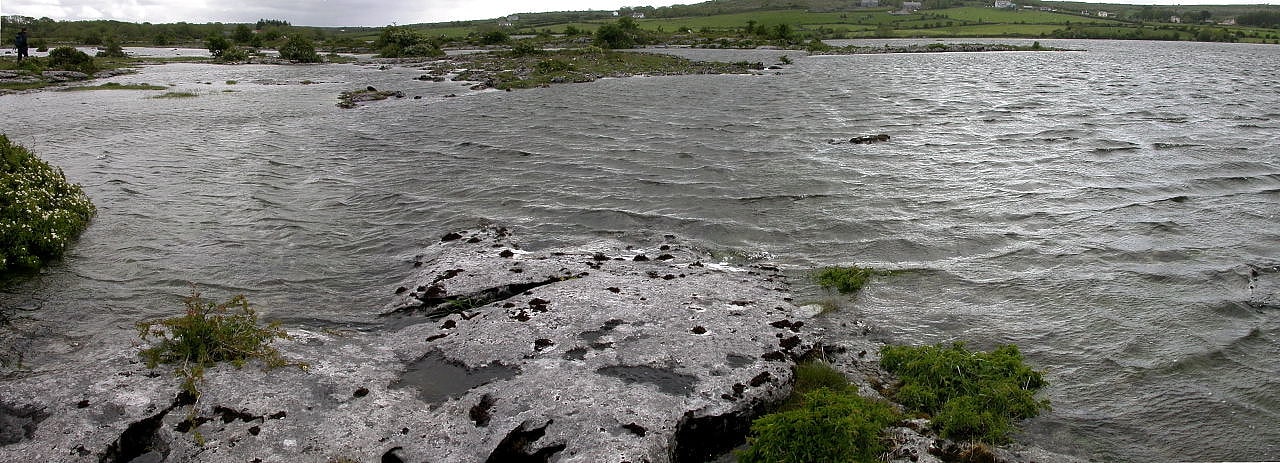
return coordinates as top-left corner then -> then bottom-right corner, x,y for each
0,226 -> 810,462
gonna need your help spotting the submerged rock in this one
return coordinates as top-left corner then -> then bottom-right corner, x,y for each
0,226 -> 810,462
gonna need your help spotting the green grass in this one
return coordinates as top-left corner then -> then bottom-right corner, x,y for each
932,6 -> 1122,25
137,290 -> 292,395
738,360 -> 900,463
813,265 -> 893,295
64,82 -> 167,91
880,342 -> 1050,443
152,91 -> 198,98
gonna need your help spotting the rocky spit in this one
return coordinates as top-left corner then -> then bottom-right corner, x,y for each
0,226 -> 1086,463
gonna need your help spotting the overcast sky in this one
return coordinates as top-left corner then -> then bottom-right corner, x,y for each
2,0 -> 1273,27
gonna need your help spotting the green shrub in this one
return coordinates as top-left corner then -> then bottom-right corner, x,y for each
814,265 -> 892,294
509,40 -> 543,57
137,290 -> 291,395
218,46 -> 249,63
738,388 -> 899,463
96,41 -> 128,58
278,36 -> 321,63
206,34 -> 233,58
47,47 -> 97,74
534,58 -> 573,74
880,342 -> 1049,443
0,135 -> 95,272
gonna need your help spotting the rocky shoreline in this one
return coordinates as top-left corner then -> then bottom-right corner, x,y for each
0,226 -> 1085,462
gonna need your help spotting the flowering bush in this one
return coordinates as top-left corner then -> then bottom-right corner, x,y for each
1,135 -> 95,271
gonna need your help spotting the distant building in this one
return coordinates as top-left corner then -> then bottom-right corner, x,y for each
1039,7 -> 1055,11
861,0 -> 880,7
1170,16 -> 1182,23
994,1 -> 1014,8
1096,11 -> 1110,18
498,20 -> 513,27
507,15 -> 519,21
1219,18 -> 1237,25
631,12 -> 646,19
900,1 -> 923,12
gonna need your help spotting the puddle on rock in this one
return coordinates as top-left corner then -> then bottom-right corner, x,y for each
597,365 -> 697,396
393,352 -> 520,404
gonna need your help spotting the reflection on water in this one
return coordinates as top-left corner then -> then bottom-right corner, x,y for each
1,40 -> 1277,461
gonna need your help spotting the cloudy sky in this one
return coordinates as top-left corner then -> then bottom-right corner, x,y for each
2,0 -> 1272,27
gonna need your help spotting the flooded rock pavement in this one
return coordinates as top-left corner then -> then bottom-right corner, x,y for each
0,226 -> 816,462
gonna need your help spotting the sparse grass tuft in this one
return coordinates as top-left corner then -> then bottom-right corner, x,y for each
152,91 -> 198,98
137,289 -> 291,395
66,82 -> 167,91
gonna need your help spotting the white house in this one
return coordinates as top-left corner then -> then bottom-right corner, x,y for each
901,1 -> 923,12
1097,11 -> 1110,18
1170,16 -> 1182,23
994,1 -> 1015,8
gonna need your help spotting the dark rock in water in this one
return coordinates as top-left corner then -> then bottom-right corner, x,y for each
366,85 -> 377,91
850,134 -> 891,144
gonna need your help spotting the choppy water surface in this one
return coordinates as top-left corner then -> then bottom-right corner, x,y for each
2,40 -> 1277,461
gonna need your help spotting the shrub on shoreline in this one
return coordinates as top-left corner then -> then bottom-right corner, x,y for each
880,342 -> 1050,443
739,360 -> 900,462
0,135 -> 95,272
137,290 -> 291,395
814,265 -> 893,294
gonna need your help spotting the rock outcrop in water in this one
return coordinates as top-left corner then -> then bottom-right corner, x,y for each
0,226 -> 815,462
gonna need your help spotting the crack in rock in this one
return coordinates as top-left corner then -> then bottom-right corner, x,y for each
99,391 -> 195,463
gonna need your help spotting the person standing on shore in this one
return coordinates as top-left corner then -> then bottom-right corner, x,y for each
14,28 -> 29,63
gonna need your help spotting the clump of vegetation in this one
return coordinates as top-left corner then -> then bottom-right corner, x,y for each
47,46 -> 97,74
137,290 -> 291,395
0,135 -> 96,272
880,342 -> 1049,443
205,34 -> 249,62
814,265 -> 893,295
96,40 -> 128,58
66,82 -> 166,91
278,35 -> 321,63
152,91 -> 198,98
739,361 -> 900,462
376,26 -> 445,58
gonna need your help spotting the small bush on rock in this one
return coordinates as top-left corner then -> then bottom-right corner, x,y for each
278,35 -> 322,63
738,387 -> 899,463
880,342 -> 1050,443
137,290 -> 291,395
47,47 -> 97,74
0,135 -> 95,272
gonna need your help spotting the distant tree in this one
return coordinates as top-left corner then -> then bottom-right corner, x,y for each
232,24 -> 254,44
206,34 -> 233,57
595,23 -> 635,49
480,30 -> 510,45
1237,11 -> 1280,28
564,25 -> 582,36
278,35 -> 321,62
96,39 -> 127,58
255,19 -> 291,29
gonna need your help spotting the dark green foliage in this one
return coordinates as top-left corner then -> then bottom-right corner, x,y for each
535,58 -> 573,74
137,290 -> 291,395
376,26 -> 444,58
738,388 -> 899,463
47,46 -> 96,73
205,34 -> 232,57
232,24 -> 255,44
814,265 -> 892,295
880,342 -> 1050,443
1237,10 -> 1280,28
278,35 -> 321,62
595,23 -> 635,49
509,40 -> 543,57
480,30 -> 510,45
96,40 -> 127,58
0,136 -> 96,272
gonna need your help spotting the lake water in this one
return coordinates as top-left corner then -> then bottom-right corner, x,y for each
2,39 -> 1277,461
